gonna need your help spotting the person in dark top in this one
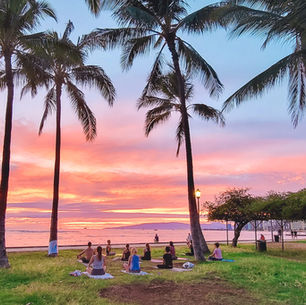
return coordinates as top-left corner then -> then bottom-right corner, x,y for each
154,233 -> 159,243
121,244 -> 130,261
157,246 -> 173,269
294,231 -> 298,238
185,240 -> 194,256
141,243 -> 151,260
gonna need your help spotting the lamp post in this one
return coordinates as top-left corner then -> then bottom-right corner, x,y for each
195,189 -> 201,217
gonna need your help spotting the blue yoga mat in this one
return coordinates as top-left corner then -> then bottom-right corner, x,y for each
221,259 -> 235,262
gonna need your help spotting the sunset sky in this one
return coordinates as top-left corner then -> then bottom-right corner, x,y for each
3,0 -> 306,231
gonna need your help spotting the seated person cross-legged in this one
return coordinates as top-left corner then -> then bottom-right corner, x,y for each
157,246 -> 173,269
121,244 -> 131,261
185,240 -> 194,256
87,246 -> 106,275
123,248 -> 141,273
208,242 -> 223,261
77,241 -> 94,263
141,243 -> 151,261
106,240 -> 116,256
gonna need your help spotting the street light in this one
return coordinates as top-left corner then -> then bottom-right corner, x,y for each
195,189 -> 201,215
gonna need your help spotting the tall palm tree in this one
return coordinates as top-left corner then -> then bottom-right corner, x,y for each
88,0 -> 224,260
220,0 -> 306,126
139,68 -> 225,193
0,0 -> 56,268
23,21 -> 116,256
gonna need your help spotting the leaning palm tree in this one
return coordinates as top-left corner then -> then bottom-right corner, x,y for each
0,0 -> 56,268
23,21 -> 116,256
221,0 -> 306,127
89,0 -> 224,260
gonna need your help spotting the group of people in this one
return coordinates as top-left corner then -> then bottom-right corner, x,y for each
77,237 -> 224,275
77,240 -> 187,274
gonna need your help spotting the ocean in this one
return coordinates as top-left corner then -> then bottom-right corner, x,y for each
6,228 -> 298,248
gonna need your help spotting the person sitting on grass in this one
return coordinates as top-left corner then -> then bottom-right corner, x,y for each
169,241 -> 177,260
208,242 -> 223,261
77,241 -> 94,263
123,247 -> 141,273
87,246 -> 106,275
185,240 -> 194,256
121,244 -> 131,261
106,240 -> 116,256
141,243 -> 151,260
157,246 -> 173,269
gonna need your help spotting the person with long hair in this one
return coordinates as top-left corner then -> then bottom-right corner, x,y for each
123,248 -> 140,273
87,246 -> 106,275
141,243 -> 151,260
169,241 -> 177,260
208,242 -> 223,261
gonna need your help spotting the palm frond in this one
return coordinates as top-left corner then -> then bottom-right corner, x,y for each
145,109 -> 172,136
140,45 -> 166,101
84,27 -> 150,50
179,3 -> 227,33
114,1 -> 160,28
17,50 -> 51,97
121,34 -> 157,70
192,104 -> 225,126
176,116 -> 184,156
63,20 -> 74,40
223,51 -> 303,112
138,95 -> 172,110
288,52 -> 306,127
177,39 -> 223,97
39,86 -> 56,135
66,81 -> 97,141
85,0 -> 101,15
72,65 -> 116,106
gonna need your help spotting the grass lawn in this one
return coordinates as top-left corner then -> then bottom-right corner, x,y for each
1,242 -> 305,305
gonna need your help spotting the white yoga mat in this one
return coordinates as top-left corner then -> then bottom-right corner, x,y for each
151,259 -> 163,263
82,272 -> 114,279
172,267 -> 192,272
121,270 -> 150,276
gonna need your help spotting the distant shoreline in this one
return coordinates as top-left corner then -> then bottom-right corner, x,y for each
8,238 -> 306,253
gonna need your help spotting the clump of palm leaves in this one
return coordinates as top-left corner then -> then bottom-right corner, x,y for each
220,0 -> 306,127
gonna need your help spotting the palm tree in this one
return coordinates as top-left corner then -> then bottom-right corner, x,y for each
220,0 -> 306,126
23,21 -> 116,256
0,0 -> 56,268
139,69 -> 225,198
88,0 -> 224,260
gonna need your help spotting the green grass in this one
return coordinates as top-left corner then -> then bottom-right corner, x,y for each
0,242 -> 305,305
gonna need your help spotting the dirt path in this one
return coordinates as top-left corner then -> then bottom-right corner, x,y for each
100,278 -> 258,305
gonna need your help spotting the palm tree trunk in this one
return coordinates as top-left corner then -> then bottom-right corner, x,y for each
0,52 -> 14,268
48,82 -> 62,256
166,37 -> 209,261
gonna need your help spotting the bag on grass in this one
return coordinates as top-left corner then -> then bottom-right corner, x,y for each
182,262 -> 194,269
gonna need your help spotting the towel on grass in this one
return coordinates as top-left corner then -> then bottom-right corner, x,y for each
121,270 -> 150,276
151,259 -> 163,263
207,259 -> 235,263
172,267 -> 193,272
112,257 -> 121,261
82,272 -> 114,279
221,259 -> 235,262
